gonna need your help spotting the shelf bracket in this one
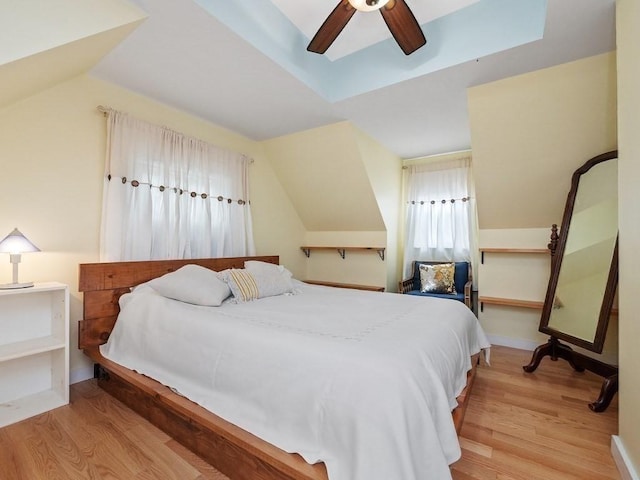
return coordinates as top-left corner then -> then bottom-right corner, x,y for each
481,251 -> 485,264
301,246 -> 385,260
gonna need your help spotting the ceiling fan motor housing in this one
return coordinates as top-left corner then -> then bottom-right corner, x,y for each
308,0 -> 425,56
348,0 -> 391,12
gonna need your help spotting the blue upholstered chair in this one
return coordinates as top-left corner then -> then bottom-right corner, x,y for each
398,261 -> 472,309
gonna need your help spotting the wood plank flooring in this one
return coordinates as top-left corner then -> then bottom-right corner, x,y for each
0,345 -> 619,479
0,380 -> 229,480
452,346 -> 619,480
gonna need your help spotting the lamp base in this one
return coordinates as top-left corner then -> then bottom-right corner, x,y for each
0,281 -> 34,289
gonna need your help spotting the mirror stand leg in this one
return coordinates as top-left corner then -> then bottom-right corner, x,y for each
589,374 -> 618,413
525,338 -> 618,412
523,337 -> 585,373
551,338 -> 586,372
523,339 -> 553,372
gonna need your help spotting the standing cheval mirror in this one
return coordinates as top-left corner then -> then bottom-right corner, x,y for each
524,150 -> 618,412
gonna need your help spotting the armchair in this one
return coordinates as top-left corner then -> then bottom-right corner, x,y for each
398,261 -> 472,309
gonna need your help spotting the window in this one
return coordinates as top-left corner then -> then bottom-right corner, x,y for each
403,158 -> 478,278
100,110 -> 255,261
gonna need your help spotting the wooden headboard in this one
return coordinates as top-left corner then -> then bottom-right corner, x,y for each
78,256 -> 279,350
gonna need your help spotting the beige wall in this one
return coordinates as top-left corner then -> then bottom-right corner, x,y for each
262,122 -> 386,232
302,231 -> 388,289
469,52 -> 618,230
0,74 -> 305,382
0,0 -> 145,65
616,0 -> 640,474
468,53 -> 618,354
0,0 -> 145,110
477,228 -> 551,348
263,122 -> 401,291
353,128 -> 403,292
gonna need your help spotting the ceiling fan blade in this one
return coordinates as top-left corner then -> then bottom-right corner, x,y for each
380,0 -> 426,55
307,0 -> 356,54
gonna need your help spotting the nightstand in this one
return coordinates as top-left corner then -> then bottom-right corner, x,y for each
0,282 -> 69,427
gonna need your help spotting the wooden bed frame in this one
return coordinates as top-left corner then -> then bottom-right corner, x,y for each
78,256 -> 479,480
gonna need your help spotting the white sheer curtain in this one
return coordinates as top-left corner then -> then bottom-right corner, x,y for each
100,109 -> 255,261
403,158 -> 478,279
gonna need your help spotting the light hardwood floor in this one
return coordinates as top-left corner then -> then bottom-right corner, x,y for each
0,345 -> 619,479
452,346 -> 619,480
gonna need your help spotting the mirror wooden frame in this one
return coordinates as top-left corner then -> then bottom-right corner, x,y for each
524,150 -> 618,412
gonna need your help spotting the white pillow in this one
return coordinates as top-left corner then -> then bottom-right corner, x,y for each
244,260 -> 293,278
221,268 -> 295,302
148,264 -> 231,306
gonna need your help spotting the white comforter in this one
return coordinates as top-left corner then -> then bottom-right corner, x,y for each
101,281 -> 490,480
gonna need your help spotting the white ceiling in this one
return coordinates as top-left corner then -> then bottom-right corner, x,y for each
91,0 -> 616,159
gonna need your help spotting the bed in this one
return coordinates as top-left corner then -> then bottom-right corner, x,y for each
78,256 -> 489,480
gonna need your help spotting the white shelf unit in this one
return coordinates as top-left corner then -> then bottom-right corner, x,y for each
0,282 -> 69,427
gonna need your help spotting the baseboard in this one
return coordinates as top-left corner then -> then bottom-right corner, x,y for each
486,334 -> 538,351
70,366 -> 95,385
612,436 -> 640,480
486,334 -> 619,366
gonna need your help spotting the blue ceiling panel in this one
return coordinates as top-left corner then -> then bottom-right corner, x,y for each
194,0 -> 547,101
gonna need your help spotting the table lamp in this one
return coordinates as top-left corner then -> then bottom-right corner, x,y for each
0,228 -> 40,289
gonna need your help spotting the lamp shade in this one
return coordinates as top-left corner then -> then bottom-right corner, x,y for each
347,0 -> 391,12
0,228 -> 40,254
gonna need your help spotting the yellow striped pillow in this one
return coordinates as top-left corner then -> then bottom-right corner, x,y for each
227,269 -> 260,302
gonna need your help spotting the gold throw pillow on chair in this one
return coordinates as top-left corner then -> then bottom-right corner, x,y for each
419,263 -> 457,294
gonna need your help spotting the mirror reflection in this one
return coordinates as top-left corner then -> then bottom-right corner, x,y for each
547,159 -> 618,342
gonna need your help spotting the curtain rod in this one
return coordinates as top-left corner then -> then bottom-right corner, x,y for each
403,149 -> 472,162
95,105 -> 255,164
97,105 -> 111,116
402,156 -> 471,169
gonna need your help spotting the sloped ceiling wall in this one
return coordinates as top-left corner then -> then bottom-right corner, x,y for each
0,0 -> 145,108
468,52 -> 618,230
262,121 -> 387,232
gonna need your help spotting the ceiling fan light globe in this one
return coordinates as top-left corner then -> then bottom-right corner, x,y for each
348,0 -> 391,12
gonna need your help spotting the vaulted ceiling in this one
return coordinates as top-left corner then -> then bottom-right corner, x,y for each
89,0 -> 616,159
2,0 -> 616,160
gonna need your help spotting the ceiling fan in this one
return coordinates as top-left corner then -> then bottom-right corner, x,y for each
307,0 -> 426,56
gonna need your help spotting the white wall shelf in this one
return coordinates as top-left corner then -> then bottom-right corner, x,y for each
0,282 -> 69,427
